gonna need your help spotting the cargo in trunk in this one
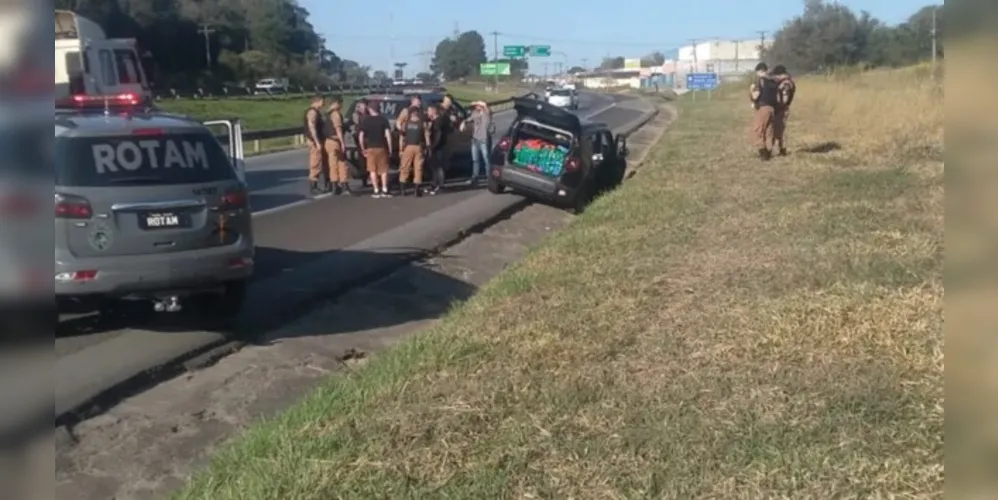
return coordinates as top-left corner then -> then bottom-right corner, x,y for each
510,122 -> 572,177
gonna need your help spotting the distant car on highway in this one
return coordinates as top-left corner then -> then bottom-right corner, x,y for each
254,77 -> 288,94
54,93 -> 253,327
488,97 -> 628,213
342,91 -> 475,185
546,88 -> 578,110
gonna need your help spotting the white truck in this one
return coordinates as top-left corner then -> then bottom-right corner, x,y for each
254,77 -> 289,94
55,10 -> 151,101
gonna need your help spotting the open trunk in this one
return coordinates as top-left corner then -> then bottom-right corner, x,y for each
507,119 -> 574,178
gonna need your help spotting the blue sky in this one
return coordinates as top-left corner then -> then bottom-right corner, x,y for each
299,0 -> 936,74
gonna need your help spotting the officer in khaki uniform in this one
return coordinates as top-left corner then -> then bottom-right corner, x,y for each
771,65 -> 796,156
748,63 -> 780,160
325,96 -> 352,195
396,95 -> 422,130
397,103 -> 430,196
303,95 -> 328,194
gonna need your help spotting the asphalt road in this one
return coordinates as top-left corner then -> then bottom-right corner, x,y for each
53,91 -> 653,421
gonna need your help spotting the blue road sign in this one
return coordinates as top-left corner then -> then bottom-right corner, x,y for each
687,72 -> 718,90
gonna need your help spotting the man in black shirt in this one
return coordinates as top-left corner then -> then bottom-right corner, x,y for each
358,104 -> 394,198
425,104 -> 450,195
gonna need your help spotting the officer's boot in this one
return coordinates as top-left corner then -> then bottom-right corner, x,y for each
309,180 -> 321,195
758,148 -> 771,160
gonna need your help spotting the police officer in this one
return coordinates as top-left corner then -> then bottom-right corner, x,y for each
397,100 -> 430,196
303,94 -> 328,194
396,95 -> 422,131
771,65 -> 796,157
325,96 -> 353,195
749,63 -> 780,160
425,104 -> 450,195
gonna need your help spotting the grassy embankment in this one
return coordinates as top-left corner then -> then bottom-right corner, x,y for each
176,64 -> 943,498
157,84 -> 528,155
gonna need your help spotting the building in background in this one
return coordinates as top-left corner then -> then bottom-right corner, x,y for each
673,39 -> 772,87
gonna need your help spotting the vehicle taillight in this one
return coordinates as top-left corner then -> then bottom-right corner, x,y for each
59,92 -> 143,109
497,136 -> 511,150
54,193 -> 92,219
220,188 -> 248,210
132,128 -> 164,136
564,157 -> 581,171
55,270 -> 98,282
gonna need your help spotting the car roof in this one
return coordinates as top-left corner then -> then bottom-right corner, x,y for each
54,111 -> 208,138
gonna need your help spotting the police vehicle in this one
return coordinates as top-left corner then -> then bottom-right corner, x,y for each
55,93 -> 253,325
342,89 -> 474,185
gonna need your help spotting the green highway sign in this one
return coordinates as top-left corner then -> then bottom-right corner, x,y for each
529,45 -> 551,57
503,45 -> 526,57
479,62 -> 511,76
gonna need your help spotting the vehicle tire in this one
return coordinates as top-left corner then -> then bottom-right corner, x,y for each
569,182 -> 593,214
487,175 -> 505,194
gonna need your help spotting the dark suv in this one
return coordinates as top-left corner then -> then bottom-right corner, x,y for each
487,97 -> 628,213
342,91 -> 473,184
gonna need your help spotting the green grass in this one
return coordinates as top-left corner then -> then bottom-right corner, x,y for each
174,67 -> 943,499
157,84 -> 529,131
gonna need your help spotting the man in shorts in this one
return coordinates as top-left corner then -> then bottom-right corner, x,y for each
358,102 -> 393,197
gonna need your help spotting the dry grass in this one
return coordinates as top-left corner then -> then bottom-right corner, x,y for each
176,65 -> 944,499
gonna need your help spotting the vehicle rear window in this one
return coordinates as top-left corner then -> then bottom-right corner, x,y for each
55,132 -> 236,187
550,89 -> 572,96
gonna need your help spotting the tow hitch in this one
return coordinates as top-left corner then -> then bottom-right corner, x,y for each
152,295 -> 182,312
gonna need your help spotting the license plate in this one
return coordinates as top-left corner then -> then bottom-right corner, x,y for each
140,212 -> 188,229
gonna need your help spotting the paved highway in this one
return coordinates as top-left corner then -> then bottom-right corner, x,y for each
54,91 -> 653,421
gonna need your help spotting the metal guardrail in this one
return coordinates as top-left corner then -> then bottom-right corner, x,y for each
212,94 -> 536,154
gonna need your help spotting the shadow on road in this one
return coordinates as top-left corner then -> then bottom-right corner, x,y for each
56,247 -> 476,347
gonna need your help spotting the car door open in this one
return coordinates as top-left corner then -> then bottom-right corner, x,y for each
204,119 -> 246,184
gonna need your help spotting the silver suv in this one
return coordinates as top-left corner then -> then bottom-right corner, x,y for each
55,95 -> 253,323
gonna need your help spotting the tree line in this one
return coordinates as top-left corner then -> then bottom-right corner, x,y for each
55,0 -> 370,89
593,2 -> 942,74
763,1 -> 943,73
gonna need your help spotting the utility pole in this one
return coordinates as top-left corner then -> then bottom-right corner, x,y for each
198,24 -> 215,69
930,7 -> 937,67
688,39 -> 698,72
756,30 -> 767,60
581,57 -> 588,72
490,30 -> 500,91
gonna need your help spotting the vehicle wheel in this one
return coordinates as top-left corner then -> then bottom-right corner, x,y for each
569,182 -> 593,214
487,175 -> 505,194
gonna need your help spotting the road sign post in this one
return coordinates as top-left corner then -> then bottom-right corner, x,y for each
686,72 -> 719,101
479,62 -> 511,76
528,45 -> 551,57
503,45 -> 526,58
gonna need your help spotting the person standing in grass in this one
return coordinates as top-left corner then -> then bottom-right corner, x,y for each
460,100 -> 493,186
749,62 -> 780,160
771,65 -> 796,157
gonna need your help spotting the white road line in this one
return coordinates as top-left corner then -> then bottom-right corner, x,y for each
250,93 -> 618,218
252,192 -> 332,217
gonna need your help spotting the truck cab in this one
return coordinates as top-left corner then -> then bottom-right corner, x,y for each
55,10 -> 151,102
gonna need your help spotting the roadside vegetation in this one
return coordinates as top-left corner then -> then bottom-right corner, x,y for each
175,61 -> 943,498
157,84 -> 528,131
